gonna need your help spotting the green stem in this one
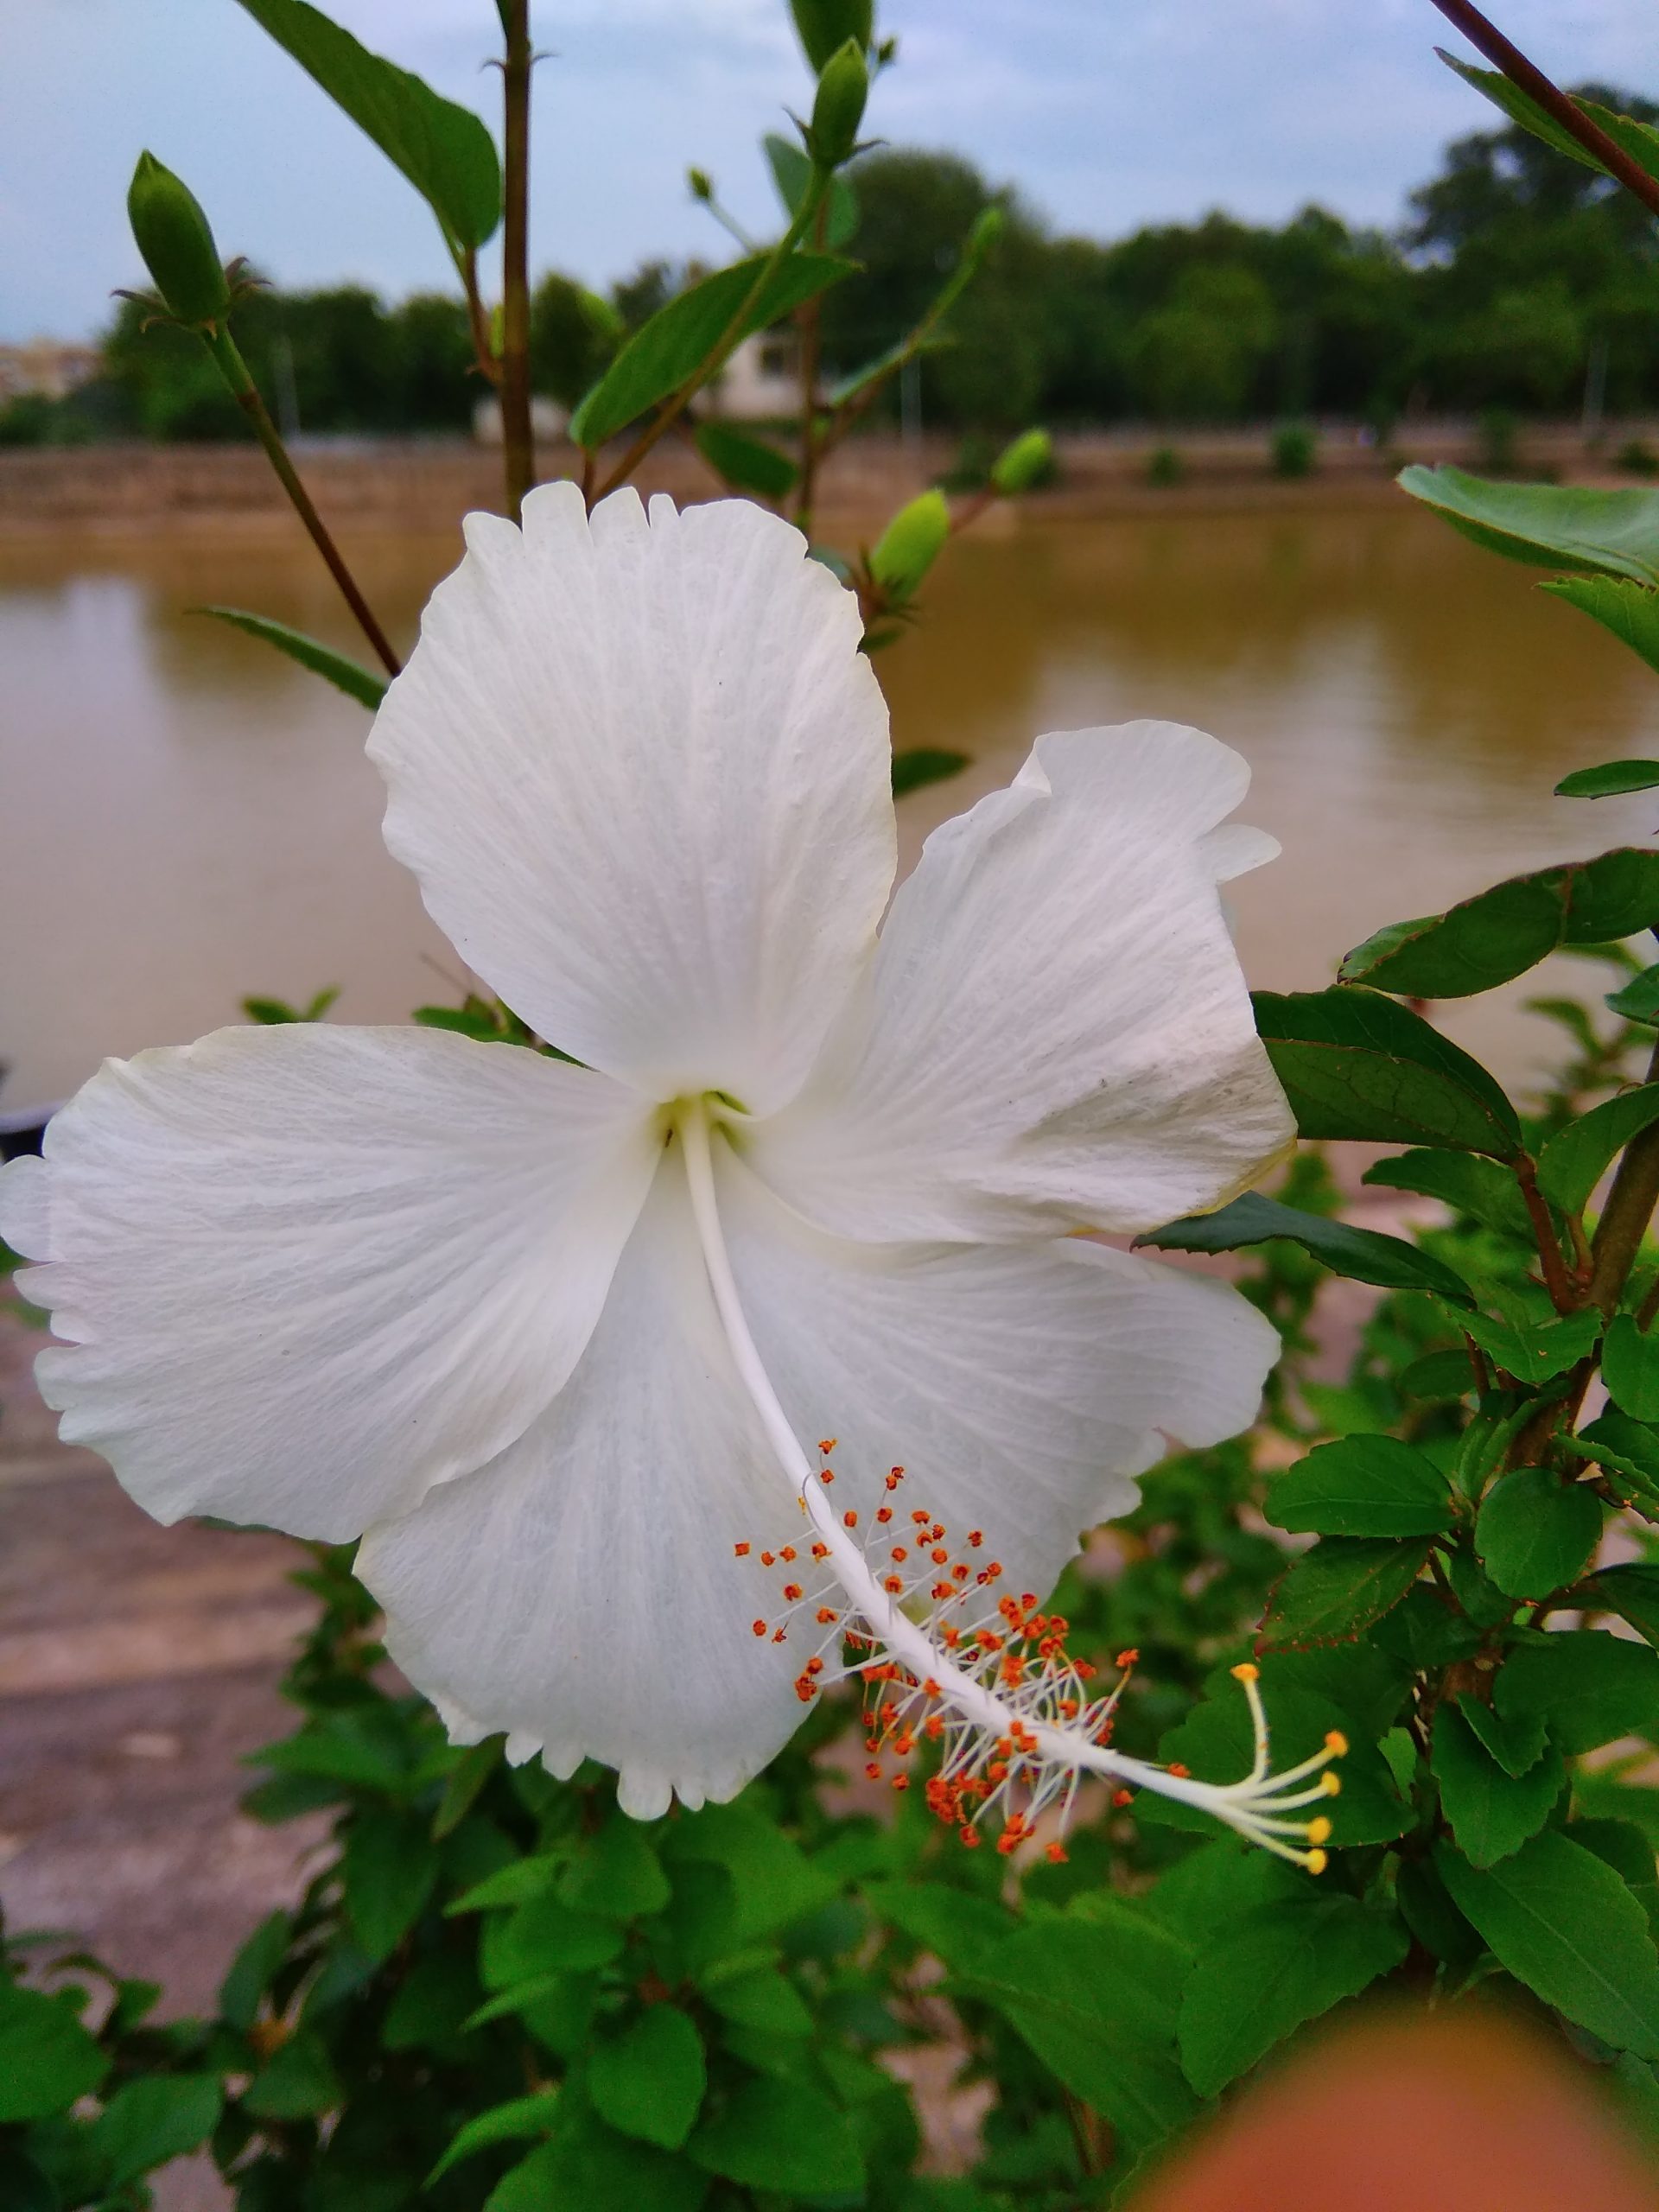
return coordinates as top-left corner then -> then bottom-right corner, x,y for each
591,168 -> 832,506
1588,1036 -> 1659,1314
204,327 -> 400,678
499,0 -> 536,521
792,199 -> 830,534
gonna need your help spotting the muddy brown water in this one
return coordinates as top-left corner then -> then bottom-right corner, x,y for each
5,500 -> 1659,1116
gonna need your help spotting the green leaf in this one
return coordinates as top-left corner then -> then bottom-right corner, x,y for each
664,1802 -> 836,1945
561,1821 -> 671,1920
763,130 -> 858,249
433,1735 -> 503,1839
1252,988 -> 1521,1156
861,1881 -> 1011,1973
93,2075 -> 222,2190
956,1904 -> 1200,2155
590,2006 -> 706,2150
486,2112 -> 707,2212
1432,1703 -> 1566,1868
1497,1631 -> 1659,1753
1265,1437 -> 1454,1539
1439,53 -> 1659,188
219,1910 -> 291,2031
1135,1191 -> 1474,1307
1398,463 -> 1659,587
341,1807 -> 438,1961
1437,1830 -> 1659,2056
1361,1149 -> 1533,1239
196,607 -> 387,709
1399,1348 -> 1481,1400
0,1984 -> 107,2120
1586,1563 -> 1659,1646
1259,1536 -> 1436,1649
1177,1897 -> 1406,2097
1575,1407 -> 1659,1516
429,2090 -> 561,2183
1461,1307 -> 1601,1386
1543,577 -> 1659,681
892,746 -> 970,797
1604,1315 -> 1659,1423
486,1893 -> 626,1986
1475,1468 -> 1602,1599
451,1851 -> 565,1915
699,1960 -> 814,2035
235,0 -> 500,251
689,2076 -> 865,2196
1538,1085 -> 1659,1213
1609,965 -> 1659,1025
1340,851 -> 1659,1001
1560,760 -> 1659,800
1459,1694 -> 1548,1777
243,2029 -> 342,2120
570,253 -> 854,448
383,1950 -> 480,2052
692,421 -> 799,501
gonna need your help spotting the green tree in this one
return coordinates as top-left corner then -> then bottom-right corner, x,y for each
528,272 -> 623,408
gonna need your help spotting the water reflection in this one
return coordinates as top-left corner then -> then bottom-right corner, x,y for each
3,505 -> 1657,1113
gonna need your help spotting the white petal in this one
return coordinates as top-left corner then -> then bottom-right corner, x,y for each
369,486 -> 895,1114
748,721 -> 1295,1241
356,1154 -> 804,1819
721,1150 -> 1279,1598
2,1026 -> 659,1540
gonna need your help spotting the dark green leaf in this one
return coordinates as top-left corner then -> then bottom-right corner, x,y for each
382,1950 -> 480,2051
341,1807 -> 437,1961
1543,578 -> 1659,681
196,607 -> 387,709
698,1962 -> 813,2036
763,130 -> 858,248
1260,1536 -> 1435,1649
689,2076 -> 865,2196
1497,1631 -> 1659,1753
433,1735 -> 503,1839
1460,1308 -> 1601,1386
1340,852 -> 1659,1001
1432,1703 -> 1566,1867
450,1851 -> 564,1915
1265,1437 -> 1454,1539
1398,463 -> 1659,587
570,253 -> 854,449
1538,1085 -> 1659,1213
560,1820 -> 671,1920
487,2112 -> 706,2212
1437,1831 -> 1659,2056
789,0 -> 873,75
1135,1191 -> 1474,1306
1362,1149 -> 1533,1239
1574,1408 -> 1659,1517
0,1985 -> 107,2120
243,2030 -> 341,2120
219,1910 -> 291,2031
892,746 -> 970,797
1399,1347 -> 1482,1400
1560,760 -> 1659,800
1459,1694 -> 1548,1777
1253,988 -> 1521,1155
235,0 -> 500,251
664,1802 -> 836,1945
429,2090 -> 560,2183
861,1881 -> 1010,1973
1177,1897 -> 1407,2097
1609,964 -> 1659,1025
1586,1563 -> 1659,1646
692,420 -> 799,501
1604,1315 -> 1659,1422
94,2075 -> 222,2190
589,2006 -> 706,2150
1476,1467 -> 1602,1599
486,1893 -> 625,1986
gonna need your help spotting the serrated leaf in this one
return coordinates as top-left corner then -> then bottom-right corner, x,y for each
590,2006 -> 706,2149
1176,1897 -> 1407,2097
1603,1314 -> 1659,1422
1560,761 -> 1659,800
1362,1148 -> 1533,1239
1253,987 -> 1521,1155
1439,53 -> 1659,189
235,0 -> 500,251
1475,1466 -> 1602,1599
1459,1694 -> 1548,1777
0,1985 -> 107,2121
1399,463 -> 1659,586
1609,964 -> 1659,1025
1586,1563 -> 1659,1646
429,2089 -> 561,2183
692,421 -> 799,501
570,252 -> 853,448
1461,1307 -> 1601,1386
1432,1703 -> 1566,1867
892,746 -> 970,797
1260,1537 -> 1436,1649
1497,1630 -> 1659,1753
1437,1830 -> 1659,2055
1265,1436 -> 1454,1539
1340,851 -> 1659,1001
1135,1190 -> 1474,1306
763,130 -> 858,248
1538,1085 -> 1659,1213
196,607 -> 387,709
689,2075 -> 864,2195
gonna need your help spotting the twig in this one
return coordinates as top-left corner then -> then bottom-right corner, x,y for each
1512,1154 -> 1579,1312
499,0 -> 537,520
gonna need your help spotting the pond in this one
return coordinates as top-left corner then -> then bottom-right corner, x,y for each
4,499 -> 1657,1116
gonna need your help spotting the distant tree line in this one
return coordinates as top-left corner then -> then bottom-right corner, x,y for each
5,86 -> 1657,448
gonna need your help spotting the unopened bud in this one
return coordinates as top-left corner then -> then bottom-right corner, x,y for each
869,487 -> 950,602
688,166 -> 715,202
127,151 -> 231,330
991,428 -> 1053,496
808,38 -> 868,168
964,205 -> 1005,264
789,0 -> 874,75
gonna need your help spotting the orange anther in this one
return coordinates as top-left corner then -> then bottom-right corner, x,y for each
1325,1731 -> 1350,1756
795,1676 -> 817,1701
890,1546 -> 908,1563
1045,1842 -> 1068,1865
734,1541 -> 751,1558
807,1656 -> 824,1675
969,1530 -> 983,1548
931,1548 -> 949,1566
780,1546 -> 797,1563
887,1466 -> 905,1486
866,1762 -> 882,1780
811,1543 -> 829,1560
1115,1649 -> 1139,1669
1112,1788 -> 1134,1807
760,1552 -> 775,1567
783,1583 -> 803,1601
959,1824 -> 981,1848
817,1606 -> 838,1624
819,1439 -> 837,1455
752,1620 -> 767,1637
912,1509 -> 931,1524
820,1469 -> 835,1484
925,1715 -> 943,1740
1167,1762 -> 1189,1778
843,1510 -> 859,1529
883,1575 -> 905,1594
892,1774 -> 910,1792
772,1629 -> 786,1643
876,1506 -> 893,1524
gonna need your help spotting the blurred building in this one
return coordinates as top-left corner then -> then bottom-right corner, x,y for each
0,340 -> 100,403
708,331 -> 798,419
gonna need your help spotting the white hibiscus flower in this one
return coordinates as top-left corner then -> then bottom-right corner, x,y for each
1,486 -> 1329,1853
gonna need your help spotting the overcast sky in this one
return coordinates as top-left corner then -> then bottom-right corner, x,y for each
2,0 -> 1654,342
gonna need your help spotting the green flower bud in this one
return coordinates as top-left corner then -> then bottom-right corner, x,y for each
688,166 -> 715,202
127,151 -> 231,330
964,205 -> 1005,264
789,0 -> 874,75
991,429 -> 1054,496
868,488 -> 950,602
807,37 -> 869,169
